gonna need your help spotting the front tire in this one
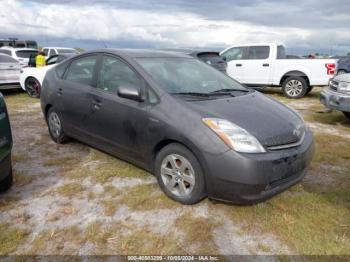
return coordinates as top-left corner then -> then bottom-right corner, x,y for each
343,111 -> 350,118
0,168 -> 13,192
282,76 -> 308,99
155,143 -> 206,205
25,77 -> 41,98
46,107 -> 68,144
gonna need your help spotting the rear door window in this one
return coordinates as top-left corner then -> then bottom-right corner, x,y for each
246,46 -> 270,59
64,55 -> 97,85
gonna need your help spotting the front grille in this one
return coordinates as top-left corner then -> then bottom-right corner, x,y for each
262,125 -> 305,150
329,80 -> 338,91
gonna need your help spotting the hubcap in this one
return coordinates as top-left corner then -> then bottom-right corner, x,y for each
160,154 -> 195,197
48,112 -> 61,138
26,78 -> 40,97
285,80 -> 303,97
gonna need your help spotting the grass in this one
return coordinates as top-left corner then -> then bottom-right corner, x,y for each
223,190 -> 350,255
117,183 -> 179,211
0,223 -> 28,254
56,182 -> 85,197
63,149 -> 149,183
175,215 -> 219,254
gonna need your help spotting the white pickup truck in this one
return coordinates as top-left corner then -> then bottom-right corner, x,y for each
220,43 -> 337,98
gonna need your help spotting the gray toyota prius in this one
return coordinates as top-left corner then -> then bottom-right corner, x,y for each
40,49 -> 314,205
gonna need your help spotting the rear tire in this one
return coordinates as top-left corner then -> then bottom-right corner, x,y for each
25,77 -> 41,98
282,76 -> 308,99
155,143 -> 206,205
305,86 -> 314,95
343,111 -> 350,118
0,168 -> 13,193
46,107 -> 68,144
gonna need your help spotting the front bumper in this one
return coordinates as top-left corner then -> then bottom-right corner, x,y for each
0,153 -> 12,182
204,130 -> 315,204
320,88 -> 350,113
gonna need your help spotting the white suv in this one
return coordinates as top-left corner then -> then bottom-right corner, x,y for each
42,47 -> 77,58
0,47 -> 38,67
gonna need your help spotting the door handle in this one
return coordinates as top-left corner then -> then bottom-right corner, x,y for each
236,64 -> 242,67
56,88 -> 63,96
263,63 -> 269,67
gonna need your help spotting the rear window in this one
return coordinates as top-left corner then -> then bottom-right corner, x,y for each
0,55 -> 18,63
0,49 -> 11,56
197,53 -> 225,63
15,50 -> 38,58
247,46 -> 270,59
277,45 -> 286,59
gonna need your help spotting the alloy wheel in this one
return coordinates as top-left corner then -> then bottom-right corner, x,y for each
160,154 -> 195,197
48,112 -> 62,139
285,80 -> 303,97
26,78 -> 40,97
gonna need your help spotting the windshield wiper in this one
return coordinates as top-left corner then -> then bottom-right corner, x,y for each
210,88 -> 249,94
171,92 -> 210,97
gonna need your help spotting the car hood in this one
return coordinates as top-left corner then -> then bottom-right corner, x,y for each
334,73 -> 350,83
184,91 -> 305,147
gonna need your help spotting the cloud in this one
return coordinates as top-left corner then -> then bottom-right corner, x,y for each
0,0 -> 349,54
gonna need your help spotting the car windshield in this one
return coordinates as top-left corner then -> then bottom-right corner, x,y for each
136,58 -> 246,94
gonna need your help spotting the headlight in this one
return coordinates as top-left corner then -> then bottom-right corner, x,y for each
202,118 -> 266,153
338,82 -> 350,93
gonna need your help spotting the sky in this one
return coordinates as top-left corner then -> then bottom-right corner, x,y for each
0,0 -> 350,55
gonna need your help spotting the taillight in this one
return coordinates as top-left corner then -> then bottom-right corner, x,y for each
326,63 -> 335,75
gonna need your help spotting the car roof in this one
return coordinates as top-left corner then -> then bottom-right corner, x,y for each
0,47 -> 37,51
43,47 -> 75,49
87,48 -> 193,59
160,49 -> 220,56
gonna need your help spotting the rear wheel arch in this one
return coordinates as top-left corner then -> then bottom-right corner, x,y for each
280,71 -> 310,86
44,104 -> 52,119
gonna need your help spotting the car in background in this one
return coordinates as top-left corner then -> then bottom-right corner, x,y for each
0,47 -> 38,67
40,49 -> 314,205
0,38 -> 38,49
320,73 -> 350,118
0,92 -> 13,192
336,57 -> 350,75
0,54 -> 21,89
20,54 -> 74,98
162,49 -> 227,73
220,43 -> 337,98
42,47 -> 78,58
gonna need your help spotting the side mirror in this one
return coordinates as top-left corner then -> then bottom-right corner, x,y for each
222,56 -> 227,61
117,85 -> 143,102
